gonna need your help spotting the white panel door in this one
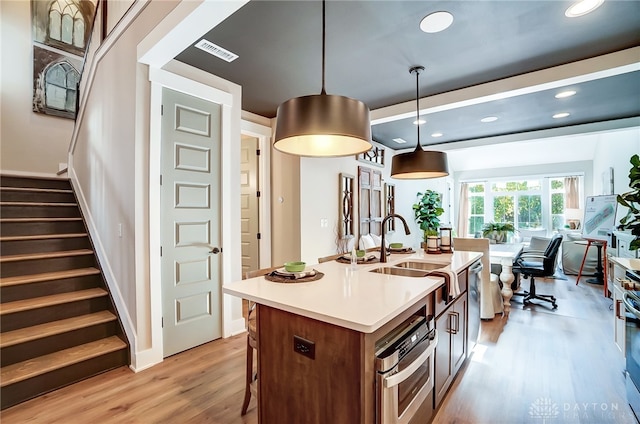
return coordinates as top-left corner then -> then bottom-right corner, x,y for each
161,87 -> 222,357
240,136 -> 260,275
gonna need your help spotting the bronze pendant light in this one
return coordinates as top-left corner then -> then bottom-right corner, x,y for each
273,0 -> 372,157
390,66 -> 449,179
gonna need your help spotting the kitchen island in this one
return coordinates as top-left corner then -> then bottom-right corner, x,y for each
223,250 -> 481,424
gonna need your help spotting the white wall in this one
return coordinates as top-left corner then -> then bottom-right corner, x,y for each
592,127 -> 640,227
299,147 -> 450,263
299,129 -> 636,263
0,0 -> 73,175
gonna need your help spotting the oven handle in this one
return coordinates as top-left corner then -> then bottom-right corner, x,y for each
623,291 -> 640,320
384,331 -> 438,389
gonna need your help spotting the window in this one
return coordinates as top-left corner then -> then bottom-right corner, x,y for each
44,61 -> 79,113
48,0 -> 85,49
468,183 -> 485,236
465,176 -> 581,235
550,178 -> 565,230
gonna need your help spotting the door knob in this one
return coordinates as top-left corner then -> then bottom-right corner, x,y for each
209,247 -> 222,254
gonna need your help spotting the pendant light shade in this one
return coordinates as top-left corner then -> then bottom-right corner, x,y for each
274,93 -> 372,157
391,66 -> 449,179
273,0 -> 372,157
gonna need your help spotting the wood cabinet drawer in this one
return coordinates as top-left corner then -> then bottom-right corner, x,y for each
435,270 -> 468,318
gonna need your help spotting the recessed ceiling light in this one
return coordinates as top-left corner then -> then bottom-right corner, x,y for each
555,90 -> 576,99
420,11 -> 454,33
481,116 -> 498,123
431,132 -> 443,138
392,138 -> 408,144
553,112 -> 571,119
565,0 -> 604,17
413,119 -> 426,125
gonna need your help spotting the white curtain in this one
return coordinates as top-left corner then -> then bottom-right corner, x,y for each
457,182 -> 470,237
564,176 -> 580,209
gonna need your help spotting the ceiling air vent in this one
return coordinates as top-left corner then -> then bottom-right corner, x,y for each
194,39 -> 238,63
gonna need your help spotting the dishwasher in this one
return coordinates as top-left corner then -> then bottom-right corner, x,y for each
467,259 -> 482,351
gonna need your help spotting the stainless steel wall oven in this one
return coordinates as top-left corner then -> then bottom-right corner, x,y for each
375,312 -> 438,424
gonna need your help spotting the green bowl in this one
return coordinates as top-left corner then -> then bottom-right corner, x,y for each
356,250 -> 366,257
284,261 -> 306,272
389,243 -> 403,249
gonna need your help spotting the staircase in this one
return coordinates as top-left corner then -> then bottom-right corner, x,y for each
0,175 -> 129,410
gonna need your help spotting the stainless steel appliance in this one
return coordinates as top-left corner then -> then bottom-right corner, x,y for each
623,269 -> 640,421
467,260 -> 482,351
375,314 -> 438,424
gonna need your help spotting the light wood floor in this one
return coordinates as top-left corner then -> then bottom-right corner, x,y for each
2,273 -> 637,423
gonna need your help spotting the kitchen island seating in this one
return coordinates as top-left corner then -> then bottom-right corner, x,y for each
453,237 -> 503,319
512,234 -> 563,309
241,265 -> 281,416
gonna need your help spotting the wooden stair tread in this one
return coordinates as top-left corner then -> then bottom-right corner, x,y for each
0,336 -> 126,387
0,249 -> 94,263
0,202 -> 77,207
0,267 -> 100,287
0,174 -> 69,182
0,187 -> 72,194
0,233 -> 87,242
0,288 -> 108,315
0,218 -> 82,223
0,311 -> 117,348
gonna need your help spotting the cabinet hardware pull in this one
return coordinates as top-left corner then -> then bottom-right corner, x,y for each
449,312 -> 459,334
616,299 -> 624,320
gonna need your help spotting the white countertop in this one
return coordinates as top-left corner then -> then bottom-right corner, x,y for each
223,250 -> 482,333
610,256 -> 640,271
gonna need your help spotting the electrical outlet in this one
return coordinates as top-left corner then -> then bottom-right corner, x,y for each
293,335 -> 315,359
118,223 -> 122,237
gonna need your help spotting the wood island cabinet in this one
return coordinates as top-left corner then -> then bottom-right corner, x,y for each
221,253 -> 484,424
257,290 -> 437,424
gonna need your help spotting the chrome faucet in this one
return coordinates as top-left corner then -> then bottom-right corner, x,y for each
379,214 -> 411,263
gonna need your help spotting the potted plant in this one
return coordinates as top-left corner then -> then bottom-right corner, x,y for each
482,222 -> 516,244
617,153 -> 640,252
413,190 -> 444,253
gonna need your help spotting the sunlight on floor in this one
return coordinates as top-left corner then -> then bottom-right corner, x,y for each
470,343 -> 488,363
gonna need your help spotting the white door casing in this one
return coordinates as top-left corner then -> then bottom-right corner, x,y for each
161,87 -> 222,357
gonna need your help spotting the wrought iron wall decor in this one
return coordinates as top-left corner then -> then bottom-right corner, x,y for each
357,145 -> 385,167
384,183 -> 396,232
339,173 -> 355,238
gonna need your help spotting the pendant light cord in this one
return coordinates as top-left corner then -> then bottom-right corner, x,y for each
411,66 -> 425,152
321,0 -> 326,95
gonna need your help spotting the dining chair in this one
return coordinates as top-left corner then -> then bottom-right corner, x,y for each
241,265 -> 281,415
452,237 -> 504,318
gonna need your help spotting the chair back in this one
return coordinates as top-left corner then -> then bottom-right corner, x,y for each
244,266 -> 282,280
453,237 -> 491,286
541,234 -> 563,274
318,252 -> 343,263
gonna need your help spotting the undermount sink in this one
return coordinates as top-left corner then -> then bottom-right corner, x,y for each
395,261 -> 446,271
370,267 -> 430,278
